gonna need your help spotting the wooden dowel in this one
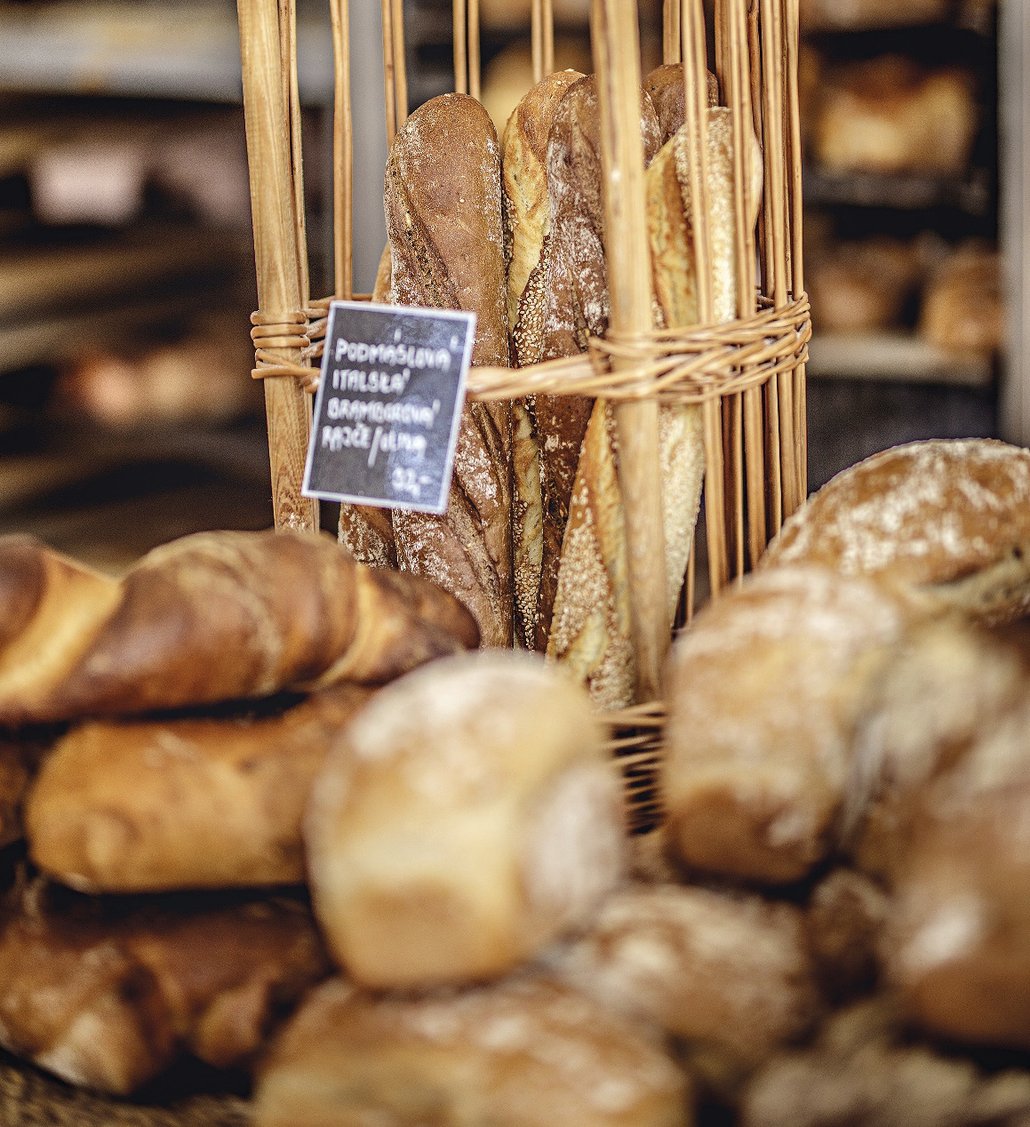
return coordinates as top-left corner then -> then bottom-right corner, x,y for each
329,0 -> 353,299
593,0 -> 669,702
542,0 -> 555,75
391,0 -> 408,134
468,0 -> 481,101
382,0 -> 398,145
663,0 -> 681,65
237,0 -> 318,532
454,0 -> 468,94
532,0 -> 544,83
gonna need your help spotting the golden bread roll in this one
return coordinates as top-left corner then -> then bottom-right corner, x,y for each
254,975 -> 690,1127
305,649 -> 625,989
0,529 -> 477,725
662,566 -> 914,884
546,883 -> 819,1062
759,439 -> 1030,627
383,92 -> 514,648
26,684 -> 373,892
0,879 -> 327,1094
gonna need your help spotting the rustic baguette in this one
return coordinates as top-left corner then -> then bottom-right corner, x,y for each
0,878 -> 328,1094
502,69 -> 584,649
26,684 -> 374,892
383,92 -> 514,647
514,75 -> 661,651
0,529 -> 477,725
547,108 -> 760,707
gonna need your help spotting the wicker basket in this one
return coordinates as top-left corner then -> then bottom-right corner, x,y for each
237,0 -> 811,833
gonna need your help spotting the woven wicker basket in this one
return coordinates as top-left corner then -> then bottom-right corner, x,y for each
237,0 -> 811,833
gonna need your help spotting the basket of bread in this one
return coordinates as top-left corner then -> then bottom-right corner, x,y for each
3,0 -> 1030,1122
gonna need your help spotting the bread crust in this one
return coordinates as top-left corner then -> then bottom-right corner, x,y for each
384,92 -> 514,647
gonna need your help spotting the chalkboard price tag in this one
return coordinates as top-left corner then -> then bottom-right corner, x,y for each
302,300 -> 475,514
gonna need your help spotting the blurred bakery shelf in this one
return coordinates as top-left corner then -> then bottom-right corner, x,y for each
807,331 -> 995,389
803,165 -> 993,217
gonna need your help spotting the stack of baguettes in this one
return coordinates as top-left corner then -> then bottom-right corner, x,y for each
340,60 -> 756,711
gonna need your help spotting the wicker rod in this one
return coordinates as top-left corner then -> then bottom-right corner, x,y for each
593,0 -> 670,703
468,0 -> 481,101
329,0 -> 353,299
531,0 -> 556,84
784,0 -> 808,503
237,0 -> 318,532
663,0 -> 682,65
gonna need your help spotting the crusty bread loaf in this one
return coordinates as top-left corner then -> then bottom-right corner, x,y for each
643,62 -> 718,144
305,649 -> 625,989
383,92 -> 514,648
920,241 -> 1003,356
814,56 -> 977,176
502,69 -> 585,650
547,108 -> 762,707
847,617 -> 1030,881
759,439 -> 1030,626
884,763 -> 1030,1052
254,975 -> 689,1127
26,684 -> 373,893
0,529 -> 477,725
662,566 -> 914,885
0,879 -> 328,1094
546,883 -> 819,1063
513,75 -> 662,650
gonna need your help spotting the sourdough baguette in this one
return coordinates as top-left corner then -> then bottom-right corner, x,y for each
384,92 -> 514,647
305,649 -> 625,990
26,684 -> 374,892
0,529 -> 477,725
254,975 -> 689,1127
547,108 -> 761,707
502,69 -> 584,649
0,879 -> 328,1094
514,75 -> 662,650
759,438 -> 1030,626
643,63 -> 719,145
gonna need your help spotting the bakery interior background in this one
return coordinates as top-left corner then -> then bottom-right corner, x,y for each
0,0 -> 1019,572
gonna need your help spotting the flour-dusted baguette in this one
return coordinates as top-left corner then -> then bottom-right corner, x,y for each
254,975 -> 690,1127
382,92 -> 514,648
547,107 -> 761,708
760,438 -> 1030,626
26,684 -> 374,892
0,878 -> 328,1094
514,76 -> 662,651
502,69 -> 584,649
0,529 -> 477,725
662,566 -> 915,885
305,650 -> 626,990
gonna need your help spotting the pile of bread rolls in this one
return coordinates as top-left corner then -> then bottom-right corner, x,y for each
341,59 -> 752,711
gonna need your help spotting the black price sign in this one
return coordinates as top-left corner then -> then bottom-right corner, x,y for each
302,300 -> 474,514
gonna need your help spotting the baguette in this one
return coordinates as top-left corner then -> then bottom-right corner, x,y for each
0,879 -> 328,1094
643,63 -> 719,144
548,108 -> 761,707
0,529 -> 478,725
384,92 -> 514,647
26,684 -> 374,892
514,75 -> 662,650
502,70 -> 584,649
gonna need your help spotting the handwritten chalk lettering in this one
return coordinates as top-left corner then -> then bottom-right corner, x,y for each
321,424 -> 373,452
330,367 -> 412,395
304,301 -> 475,514
369,426 -> 428,468
333,338 -> 451,371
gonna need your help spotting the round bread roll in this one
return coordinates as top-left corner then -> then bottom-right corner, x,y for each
304,650 -> 626,989
254,975 -> 690,1127
662,566 -> 914,885
545,883 -> 819,1063
760,439 -> 1030,627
